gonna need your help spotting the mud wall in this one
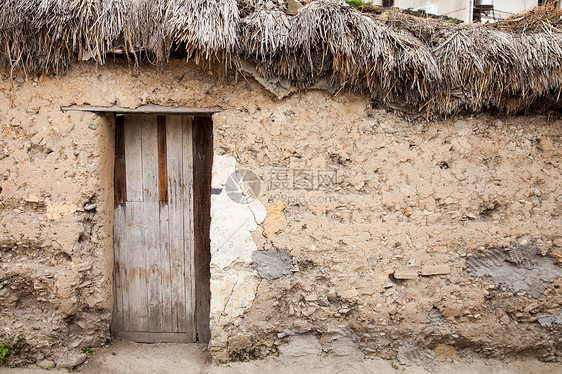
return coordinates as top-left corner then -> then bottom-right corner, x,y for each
0,60 -> 560,366
0,91 -> 114,366
209,91 -> 562,363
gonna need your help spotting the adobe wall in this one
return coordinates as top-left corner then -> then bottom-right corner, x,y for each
0,60 -> 560,367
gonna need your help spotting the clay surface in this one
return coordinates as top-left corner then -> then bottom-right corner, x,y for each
0,59 -> 561,366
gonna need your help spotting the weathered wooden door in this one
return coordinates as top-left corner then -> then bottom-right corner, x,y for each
112,114 -> 197,343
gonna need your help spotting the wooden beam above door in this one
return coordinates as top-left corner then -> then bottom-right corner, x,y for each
61,104 -> 222,116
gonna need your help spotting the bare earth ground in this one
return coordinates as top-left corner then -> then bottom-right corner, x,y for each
0,342 -> 561,374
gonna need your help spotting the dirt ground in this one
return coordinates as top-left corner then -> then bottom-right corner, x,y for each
0,341 -> 560,374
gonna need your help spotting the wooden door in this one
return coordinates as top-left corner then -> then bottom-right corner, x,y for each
112,114 -> 196,343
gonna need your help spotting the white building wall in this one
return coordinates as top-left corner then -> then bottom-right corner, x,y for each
394,0 -> 470,21
369,0 -> 554,22
492,0 -> 538,14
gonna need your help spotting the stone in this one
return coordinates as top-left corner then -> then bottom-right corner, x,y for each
265,1 -> 275,10
421,265 -> 451,276
26,195 -> 40,203
338,289 -> 358,299
434,344 -> 459,360
88,125 -> 97,130
393,270 -> 418,280
277,329 -> 293,338
286,0 -> 303,15
84,203 -> 97,211
304,293 -> 318,302
442,306 -> 462,318
524,303 -> 539,313
37,359 -> 55,369
252,248 -> 292,280
429,307 -> 444,326
536,311 -> 562,327
56,351 -> 87,368
280,334 -> 321,358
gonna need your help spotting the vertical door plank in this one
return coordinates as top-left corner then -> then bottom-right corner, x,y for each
125,201 -> 145,331
181,116 -> 196,340
112,203 -> 126,333
114,116 -> 127,204
157,116 -> 168,202
193,116 -> 213,343
126,116 -> 150,332
166,115 -> 186,333
158,116 -> 173,333
159,201 -> 172,332
142,116 -> 162,333
124,116 -> 143,202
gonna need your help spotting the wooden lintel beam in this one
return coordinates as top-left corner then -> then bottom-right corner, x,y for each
61,104 -> 222,116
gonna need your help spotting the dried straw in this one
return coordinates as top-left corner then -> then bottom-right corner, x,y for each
1,0 -> 562,115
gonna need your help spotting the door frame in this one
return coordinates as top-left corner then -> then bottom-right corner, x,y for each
191,116 -> 212,343
110,113 -> 213,343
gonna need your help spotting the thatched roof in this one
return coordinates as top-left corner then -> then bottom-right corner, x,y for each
2,0 -> 562,116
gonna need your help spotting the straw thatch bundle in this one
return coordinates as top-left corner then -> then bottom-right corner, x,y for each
0,0 -> 239,72
240,8 -> 289,63
2,0 -> 562,115
239,1 -> 441,109
167,0 -> 239,64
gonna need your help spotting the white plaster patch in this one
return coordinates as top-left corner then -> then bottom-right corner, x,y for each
209,154 -> 266,331
210,155 -> 266,269
212,155 -> 236,190
210,271 -> 260,324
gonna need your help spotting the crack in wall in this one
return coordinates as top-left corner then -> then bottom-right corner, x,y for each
219,275 -> 240,325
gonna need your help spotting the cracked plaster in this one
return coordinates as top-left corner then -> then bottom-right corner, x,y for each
209,154 -> 267,344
